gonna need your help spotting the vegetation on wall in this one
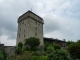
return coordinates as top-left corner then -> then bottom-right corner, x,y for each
6,37 -> 80,60
7,37 -> 70,60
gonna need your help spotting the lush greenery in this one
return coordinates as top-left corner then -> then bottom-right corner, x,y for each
6,37 -> 80,60
7,37 -> 70,60
0,49 -> 7,60
25,37 -> 40,51
67,40 -> 80,59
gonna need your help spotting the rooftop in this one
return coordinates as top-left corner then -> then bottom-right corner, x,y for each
18,10 -> 43,20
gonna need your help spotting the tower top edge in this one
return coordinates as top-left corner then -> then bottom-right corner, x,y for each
18,10 -> 43,20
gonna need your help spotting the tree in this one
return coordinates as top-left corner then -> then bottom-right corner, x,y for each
66,41 -> 74,46
25,37 -> 40,51
67,42 -> 80,59
0,50 -> 4,60
77,40 -> 80,43
18,42 -> 23,49
23,46 -> 30,52
15,47 -> 22,55
53,44 -> 61,50
2,49 -> 7,60
46,44 -> 55,54
15,42 -> 23,55
44,42 -> 52,51
47,50 -> 71,60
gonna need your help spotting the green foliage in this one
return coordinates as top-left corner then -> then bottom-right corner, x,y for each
46,45 -> 55,53
2,49 -> 7,60
0,50 -> 4,60
15,47 -> 22,55
25,37 -> 40,51
77,40 -> 80,43
7,55 -> 16,60
32,51 -> 40,56
23,46 -> 30,52
47,50 -> 71,60
31,56 -> 39,60
31,56 -> 47,60
18,42 -> 23,49
66,41 -> 74,46
67,42 -> 80,59
17,51 -> 32,60
53,44 -> 61,50
38,46 -> 44,51
44,42 -> 52,51
7,51 -> 32,60
32,46 -> 38,51
40,56 -> 47,60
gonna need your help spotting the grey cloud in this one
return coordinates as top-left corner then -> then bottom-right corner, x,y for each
43,14 -> 61,34
0,0 -> 80,42
0,0 -> 40,40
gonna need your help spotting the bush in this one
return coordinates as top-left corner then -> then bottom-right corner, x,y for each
25,37 -> 40,47
17,51 -> 32,60
67,42 -> 80,59
7,55 -> 16,60
53,44 -> 61,50
25,37 -> 40,51
40,56 -> 47,60
32,51 -> 40,56
15,47 -> 22,55
46,45 -> 55,53
23,46 -> 30,52
31,56 -> 39,60
0,50 -> 4,60
47,50 -> 71,60
32,46 -> 38,51
18,42 -> 23,49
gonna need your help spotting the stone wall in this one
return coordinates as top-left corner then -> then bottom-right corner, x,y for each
5,46 -> 15,57
0,44 -> 15,57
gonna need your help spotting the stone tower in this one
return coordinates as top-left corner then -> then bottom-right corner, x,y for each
16,10 -> 44,46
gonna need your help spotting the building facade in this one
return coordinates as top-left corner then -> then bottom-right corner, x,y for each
16,10 -> 44,45
44,37 -> 66,48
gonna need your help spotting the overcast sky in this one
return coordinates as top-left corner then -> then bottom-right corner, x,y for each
0,0 -> 80,46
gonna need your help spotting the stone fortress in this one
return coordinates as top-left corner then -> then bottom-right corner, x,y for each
17,10 -> 44,46
0,10 -> 66,57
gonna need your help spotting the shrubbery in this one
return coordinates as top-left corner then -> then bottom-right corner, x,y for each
7,37 -> 78,60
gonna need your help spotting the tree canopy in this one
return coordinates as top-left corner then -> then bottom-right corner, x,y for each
53,44 -> 61,50
67,41 -> 80,59
25,37 -> 40,51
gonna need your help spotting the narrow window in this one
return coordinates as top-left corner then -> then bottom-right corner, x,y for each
35,33 -> 37,36
20,28 -> 21,31
24,34 -> 25,37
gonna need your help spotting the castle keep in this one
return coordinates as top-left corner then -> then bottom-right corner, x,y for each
16,10 -> 44,45
0,10 -> 66,57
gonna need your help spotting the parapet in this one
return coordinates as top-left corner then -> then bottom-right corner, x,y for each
18,10 -> 44,24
